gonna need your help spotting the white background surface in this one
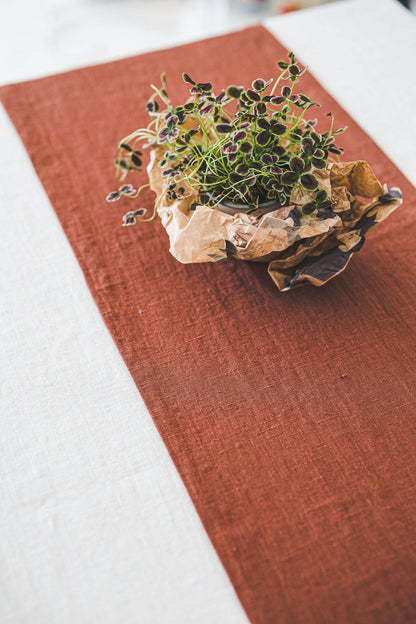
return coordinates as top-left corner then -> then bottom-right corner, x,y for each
1,1 -> 415,622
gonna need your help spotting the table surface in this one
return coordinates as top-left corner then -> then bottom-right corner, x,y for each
1,1 -> 415,622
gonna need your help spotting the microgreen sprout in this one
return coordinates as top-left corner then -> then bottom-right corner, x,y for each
107,52 -> 346,224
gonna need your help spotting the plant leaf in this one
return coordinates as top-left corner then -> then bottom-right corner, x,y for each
226,85 -> 243,98
289,156 -> 305,175
281,171 -> 298,186
182,73 -> 195,85
252,78 -> 266,91
316,189 -> 329,203
216,123 -> 233,134
256,131 -> 270,146
301,202 -> 316,215
300,173 -> 319,190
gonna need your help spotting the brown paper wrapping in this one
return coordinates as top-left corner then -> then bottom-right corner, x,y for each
148,151 -> 402,290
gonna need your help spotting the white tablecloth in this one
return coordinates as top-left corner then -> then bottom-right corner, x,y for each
1,1 -> 415,622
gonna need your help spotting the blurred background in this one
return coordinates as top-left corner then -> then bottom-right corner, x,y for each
0,0 -> 414,83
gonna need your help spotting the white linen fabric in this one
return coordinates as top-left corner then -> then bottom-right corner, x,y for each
0,1 -> 415,622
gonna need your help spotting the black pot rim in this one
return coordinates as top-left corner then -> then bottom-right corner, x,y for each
205,191 -> 283,215
221,198 -> 278,210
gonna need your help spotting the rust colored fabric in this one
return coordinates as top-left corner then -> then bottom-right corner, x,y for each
2,26 -> 416,623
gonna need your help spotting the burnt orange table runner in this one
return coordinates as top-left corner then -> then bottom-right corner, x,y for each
2,26 -> 416,623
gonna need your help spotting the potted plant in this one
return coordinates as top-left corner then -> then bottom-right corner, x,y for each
106,52 -> 402,290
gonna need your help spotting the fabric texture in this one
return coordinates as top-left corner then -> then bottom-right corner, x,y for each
1,26 -> 416,624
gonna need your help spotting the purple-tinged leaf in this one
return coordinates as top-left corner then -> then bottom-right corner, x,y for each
289,157 -> 305,174
182,73 -> 195,85
240,141 -> 253,154
270,96 -> 285,105
328,146 -> 343,154
226,85 -> 243,98
252,78 -> 266,92
158,128 -> 169,140
236,163 -> 250,175
256,131 -> 270,146
281,171 -> 299,186
272,145 -> 286,157
115,158 -> 130,170
224,143 -> 238,154
215,89 -> 226,104
261,154 -> 274,165
316,190 -> 329,203
229,172 -> 243,184
257,118 -> 270,131
146,100 -> 159,113
131,154 -> 142,167
255,102 -> 267,116
216,123 -> 233,134
300,173 -> 319,190
119,184 -> 136,196
122,217 -> 136,227
197,82 -> 213,92
247,89 -> 260,102
106,191 -> 121,202
200,104 -> 213,115
301,202 -> 315,215
271,123 -> 286,136
311,158 -> 326,170
333,126 -> 348,135
233,130 -> 247,142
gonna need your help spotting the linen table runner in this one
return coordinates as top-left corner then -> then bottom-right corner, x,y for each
2,26 -> 416,624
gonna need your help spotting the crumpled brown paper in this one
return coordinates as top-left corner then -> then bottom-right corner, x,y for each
148,151 -> 402,291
